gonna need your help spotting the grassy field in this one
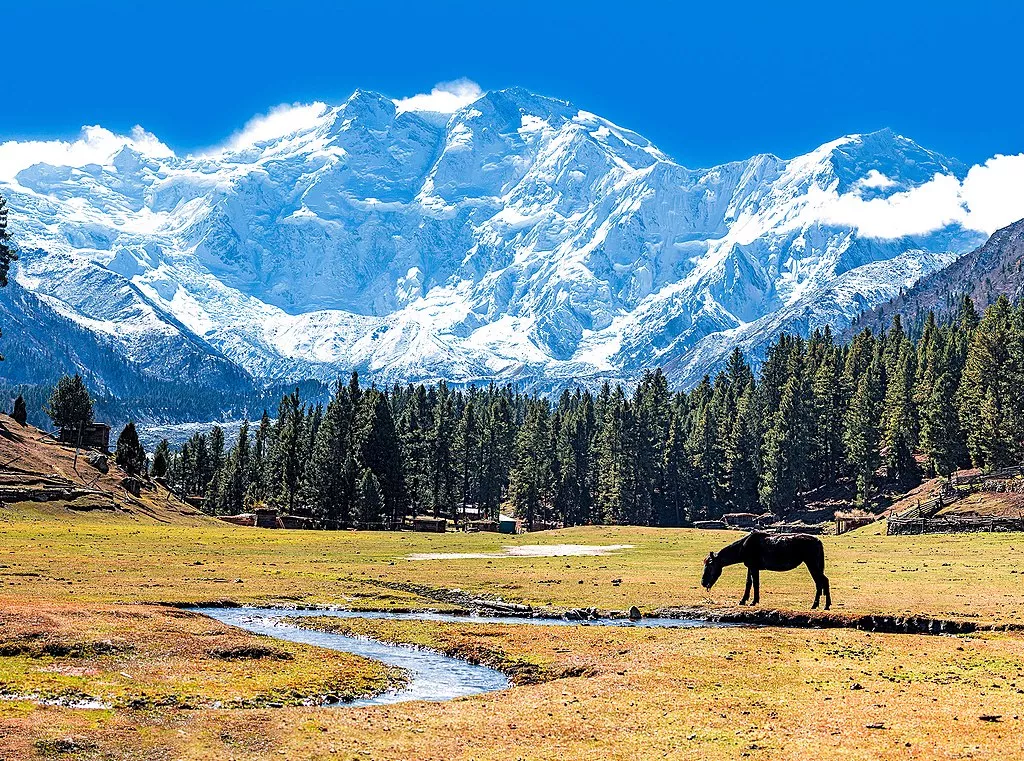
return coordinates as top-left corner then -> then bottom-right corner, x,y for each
5,500 -> 1024,759
4,507 -> 1024,624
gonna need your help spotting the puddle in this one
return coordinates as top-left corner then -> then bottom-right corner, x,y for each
406,544 -> 635,561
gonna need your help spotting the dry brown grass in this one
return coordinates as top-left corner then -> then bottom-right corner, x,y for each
6,460 -> 1024,759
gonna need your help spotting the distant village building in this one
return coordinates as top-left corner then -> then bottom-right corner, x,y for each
411,515 -> 447,533
498,514 -> 523,534
58,423 -> 111,452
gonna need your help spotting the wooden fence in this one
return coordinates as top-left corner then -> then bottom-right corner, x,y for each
887,515 -> 1024,535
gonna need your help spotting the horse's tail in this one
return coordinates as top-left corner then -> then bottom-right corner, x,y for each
810,536 -> 827,571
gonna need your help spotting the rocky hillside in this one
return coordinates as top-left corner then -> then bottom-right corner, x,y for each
0,414 -> 209,524
853,218 -> 1024,334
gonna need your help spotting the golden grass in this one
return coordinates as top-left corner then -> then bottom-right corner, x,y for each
2,518 -> 1024,625
5,509 -> 1024,759
8,617 -> 1024,760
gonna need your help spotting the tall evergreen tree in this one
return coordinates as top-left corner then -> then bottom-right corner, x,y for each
11,394 -> 27,425
881,341 -> 919,487
507,399 -> 554,528
844,365 -> 882,507
353,388 -> 405,528
46,374 -> 94,431
151,439 -> 171,479
114,422 -> 147,476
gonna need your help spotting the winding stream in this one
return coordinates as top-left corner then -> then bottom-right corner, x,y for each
200,607 -> 721,707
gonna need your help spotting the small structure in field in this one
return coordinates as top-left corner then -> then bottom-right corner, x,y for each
529,519 -> 562,532
834,512 -> 875,535
466,519 -> 499,533
499,514 -> 523,534
692,520 -> 730,530
279,514 -> 310,530
722,512 -> 759,529
411,515 -> 447,533
219,513 -> 256,527
59,423 -> 111,452
254,507 -> 279,529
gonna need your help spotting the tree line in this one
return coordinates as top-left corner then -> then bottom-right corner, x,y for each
141,294 -> 1022,529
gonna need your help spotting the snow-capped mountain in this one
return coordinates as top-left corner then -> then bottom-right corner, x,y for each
0,87 -> 995,396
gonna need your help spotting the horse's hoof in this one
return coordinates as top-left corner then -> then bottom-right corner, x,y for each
738,601 -> 747,606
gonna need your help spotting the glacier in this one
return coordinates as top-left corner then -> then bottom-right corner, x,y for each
0,87 -> 991,398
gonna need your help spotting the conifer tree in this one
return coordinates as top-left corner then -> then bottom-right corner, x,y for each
429,382 -> 457,518
399,385 -> 430,516
881,341 -> 919,487
299,383 -> 351,526
115,422 -> 147,476
11,394 -> 27,425
353,388 -> 405,528
959,296 -> 1021,469
595,386 -> 637,524
726,381 -> 760,512
844,366 -> 882,507
507,399 -> 554,528
46,374 -> 94,431
209,425 -> 226,476
151,439 -> 171,479
355,468 -> 384,526
662,405 -> 691,526
921,370 -> 961,477
760,375 -> 808,515
810,349 -> 845,486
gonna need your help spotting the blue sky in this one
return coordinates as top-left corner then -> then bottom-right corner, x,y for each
5,0 -> 1023,167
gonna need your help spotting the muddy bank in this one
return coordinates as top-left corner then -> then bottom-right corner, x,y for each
653,606 -> 1022,635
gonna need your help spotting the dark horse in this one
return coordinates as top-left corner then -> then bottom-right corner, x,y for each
701,531 -> 831,609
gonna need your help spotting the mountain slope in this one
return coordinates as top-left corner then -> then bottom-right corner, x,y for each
854,218 -> 1024,334
0,88 -> 995,401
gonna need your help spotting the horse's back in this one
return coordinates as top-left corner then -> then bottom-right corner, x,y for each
752,531 -> 825,571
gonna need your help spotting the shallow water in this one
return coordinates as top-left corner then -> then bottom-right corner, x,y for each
200,607 -> 723,707
406,543 -> 634,560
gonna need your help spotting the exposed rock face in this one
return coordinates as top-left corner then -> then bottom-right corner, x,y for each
86,453 -> 109,474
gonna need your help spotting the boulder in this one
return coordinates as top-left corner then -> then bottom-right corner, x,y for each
86,453 -> 108,474
628,606 -> 642,621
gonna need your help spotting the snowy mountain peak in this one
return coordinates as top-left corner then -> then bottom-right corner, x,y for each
0,86 -> 1009,398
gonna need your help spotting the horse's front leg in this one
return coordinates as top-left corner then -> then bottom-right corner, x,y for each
750,568 -> 760,606
739,568 -> 752,605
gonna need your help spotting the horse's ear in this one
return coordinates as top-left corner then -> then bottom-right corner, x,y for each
709,551 -> 716,560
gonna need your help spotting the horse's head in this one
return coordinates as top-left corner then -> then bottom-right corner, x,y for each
701,551 -> 723,590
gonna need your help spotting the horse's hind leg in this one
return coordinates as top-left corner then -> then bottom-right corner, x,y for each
740,569 -> 752,606
751,568 -> 760,606
821,574 -> 831,610
808,561 -> 823,609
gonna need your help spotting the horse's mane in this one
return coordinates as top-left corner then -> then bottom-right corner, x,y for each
711,534 -> 750,566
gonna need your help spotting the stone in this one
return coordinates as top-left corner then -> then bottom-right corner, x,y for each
628,606 -> 642,621
86,453 -> 108,474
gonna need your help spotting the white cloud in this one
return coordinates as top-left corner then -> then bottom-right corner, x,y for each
219,102 -> 329,153
855,169 -> 897,190
814,155 -> 1024,238
394,79 -> 483,114
961,153 -> 1024,235
0,125 -> 173,182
